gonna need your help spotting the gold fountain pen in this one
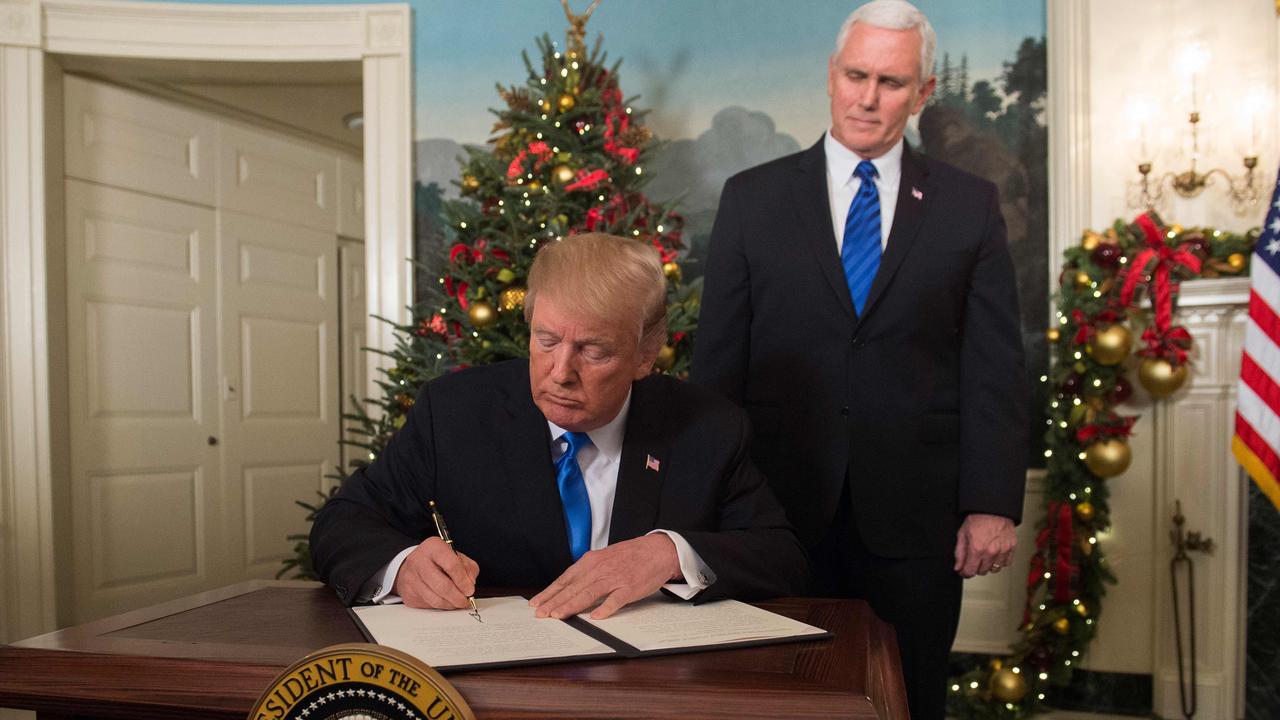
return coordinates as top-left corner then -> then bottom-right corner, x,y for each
429,500 -> 481,622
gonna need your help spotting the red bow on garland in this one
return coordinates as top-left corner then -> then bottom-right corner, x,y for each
1075,416 -> 1137,444
1118,213 -> 1201,364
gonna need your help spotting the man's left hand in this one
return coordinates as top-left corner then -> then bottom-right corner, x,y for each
529,534 -> 681,620
954,513 -> 1016,578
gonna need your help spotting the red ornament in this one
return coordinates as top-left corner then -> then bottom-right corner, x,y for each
1109,375 -> 1134,404
1061,372 -> 1083,395
1091,243 -> 1122,270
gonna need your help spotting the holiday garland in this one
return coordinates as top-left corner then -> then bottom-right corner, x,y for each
280,28 -> 695,579
947,213 -> 1259,718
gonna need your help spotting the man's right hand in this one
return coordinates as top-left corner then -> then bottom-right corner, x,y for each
392,537 -> 479,609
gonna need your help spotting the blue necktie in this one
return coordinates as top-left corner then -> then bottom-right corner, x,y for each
841,160 -> 882,317
555,431 -> 592,561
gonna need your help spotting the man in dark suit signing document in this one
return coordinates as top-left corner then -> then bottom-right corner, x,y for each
312,232 -> 806,621
691,1 -> 1029,717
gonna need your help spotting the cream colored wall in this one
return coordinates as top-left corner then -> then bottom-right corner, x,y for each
1079,0 -> 1278,677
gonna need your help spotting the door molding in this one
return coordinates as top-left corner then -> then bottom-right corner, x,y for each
0,0 -> 412,640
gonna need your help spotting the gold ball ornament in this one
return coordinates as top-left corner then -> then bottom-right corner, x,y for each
1075,271 -> 1092,288
1075,601 -> 1090,617
654,345 -> 676,372
1084,437 -> 1132,478
1082,231 -> 1102,251
467,301 -> 497,329
1138,357 -> 1189,398
989,667 -> 1029,704
1088,324 -> 1132,366
526,179 -> 543,192
1053,617 -> 1071,635
498,285 -> 526,312
552,164 -> 576,185
988,658 -> 1003,671
1228,253 -> 1246,271
557,93 -> 576,113
662,261 -> 682,282
1075,501 -> 1096,522
461,175 -> 480,191
1046,327 -> 1062,343
539,98 -> 553,113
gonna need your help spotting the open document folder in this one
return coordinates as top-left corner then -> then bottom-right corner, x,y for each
351,595 -> 831,672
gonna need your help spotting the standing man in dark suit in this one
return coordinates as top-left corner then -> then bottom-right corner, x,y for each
691,1 -> 1028,717
311,232 -> 806,620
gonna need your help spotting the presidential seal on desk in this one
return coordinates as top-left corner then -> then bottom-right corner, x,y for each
248,643 -> 475,720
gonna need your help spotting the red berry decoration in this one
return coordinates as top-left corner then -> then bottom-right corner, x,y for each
1061,372 -> 1083,395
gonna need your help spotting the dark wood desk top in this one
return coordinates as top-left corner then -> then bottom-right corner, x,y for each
0,581 -> 907,719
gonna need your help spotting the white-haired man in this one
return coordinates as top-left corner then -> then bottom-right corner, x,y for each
693,1 -> 1028,716
313,233 -> 806,624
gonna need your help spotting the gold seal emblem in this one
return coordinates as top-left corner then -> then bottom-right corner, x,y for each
248,643 -> 475,720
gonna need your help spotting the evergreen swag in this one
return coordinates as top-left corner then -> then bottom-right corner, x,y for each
947,214 -> 1257,719
279,31 -> 694,580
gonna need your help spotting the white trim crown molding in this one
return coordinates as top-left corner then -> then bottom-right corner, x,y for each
0,0 -> 40,48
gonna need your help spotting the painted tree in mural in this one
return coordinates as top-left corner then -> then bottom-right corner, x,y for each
279,5 -> 693,579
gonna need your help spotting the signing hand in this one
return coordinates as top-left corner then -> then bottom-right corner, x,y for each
954,513 -> 1016,578
393,537 -> 480,610
529,534 -> 681,620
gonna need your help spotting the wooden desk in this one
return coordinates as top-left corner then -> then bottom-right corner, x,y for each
0,581 -> 907,719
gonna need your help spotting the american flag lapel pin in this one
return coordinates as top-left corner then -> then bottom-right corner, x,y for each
911,187 -> 923,200
645,454 -> 661,472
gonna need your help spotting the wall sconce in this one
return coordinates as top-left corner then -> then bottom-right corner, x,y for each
1128,44 -> 1263,215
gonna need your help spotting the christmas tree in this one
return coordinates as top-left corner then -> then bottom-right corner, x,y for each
280,4 -> 695,579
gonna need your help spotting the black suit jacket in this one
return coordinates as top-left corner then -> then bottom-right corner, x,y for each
692,138 -> 1028,558
311,359 -> 807,606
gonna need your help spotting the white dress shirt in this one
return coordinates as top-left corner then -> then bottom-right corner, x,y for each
364,391 -> 715,604
825,131 -> 903,254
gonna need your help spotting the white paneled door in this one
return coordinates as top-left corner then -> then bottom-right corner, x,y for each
219,210 -> 338,578
64,180 -> 222,620
63,76 -> 354,623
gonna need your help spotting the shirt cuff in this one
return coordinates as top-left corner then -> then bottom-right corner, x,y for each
648,529 -> 716,600
357,545 -> 414,605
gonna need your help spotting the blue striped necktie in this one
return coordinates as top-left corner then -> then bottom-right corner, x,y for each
555,431 -> 592,561
841,160 -> 882,316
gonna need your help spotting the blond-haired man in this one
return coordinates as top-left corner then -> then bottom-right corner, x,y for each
312,233 -> 806,620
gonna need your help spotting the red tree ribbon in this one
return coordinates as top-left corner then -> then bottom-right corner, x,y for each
1053,501 -> 1074,603
566,169 -> 609,192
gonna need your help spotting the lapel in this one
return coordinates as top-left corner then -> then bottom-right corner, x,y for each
608,378 -> 670,543
495,362 -> 573,572
857,142 -> 933,329
791,137 -> 855,316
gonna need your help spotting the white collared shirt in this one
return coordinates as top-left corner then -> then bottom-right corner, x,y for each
825,131 -> 903,254
364,390 -> 715,604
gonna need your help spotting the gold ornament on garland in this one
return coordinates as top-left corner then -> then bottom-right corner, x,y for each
1084,437 -> 1132,478
1082,231 -> 1102,251
662,261 -> 682,282
989,667 -> 1028,704
1228,252 -> 1246,271
539,98 -> 553,114
1075,601 -> 1090,617
552,164 -> 576,185
654,345 -> 676,371
468,301 -> 497,329
557,93 -> 576,113
1075,271 -> 1092,288
1075,501 -> 1095,522
461,175 -> 480,192
1088,324 -> 1132,366
1046,327 -> 1061,343
526,179 -> 543,192
498,285 -> 527,312
1138,357 -> 1188,398
1052,617 -> 1071,635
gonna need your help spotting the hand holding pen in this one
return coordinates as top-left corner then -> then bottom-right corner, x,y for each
430,501 -> 482,622
391,502 -> 481,620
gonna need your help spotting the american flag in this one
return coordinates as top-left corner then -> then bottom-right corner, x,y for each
1234,166 -> 1280,512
